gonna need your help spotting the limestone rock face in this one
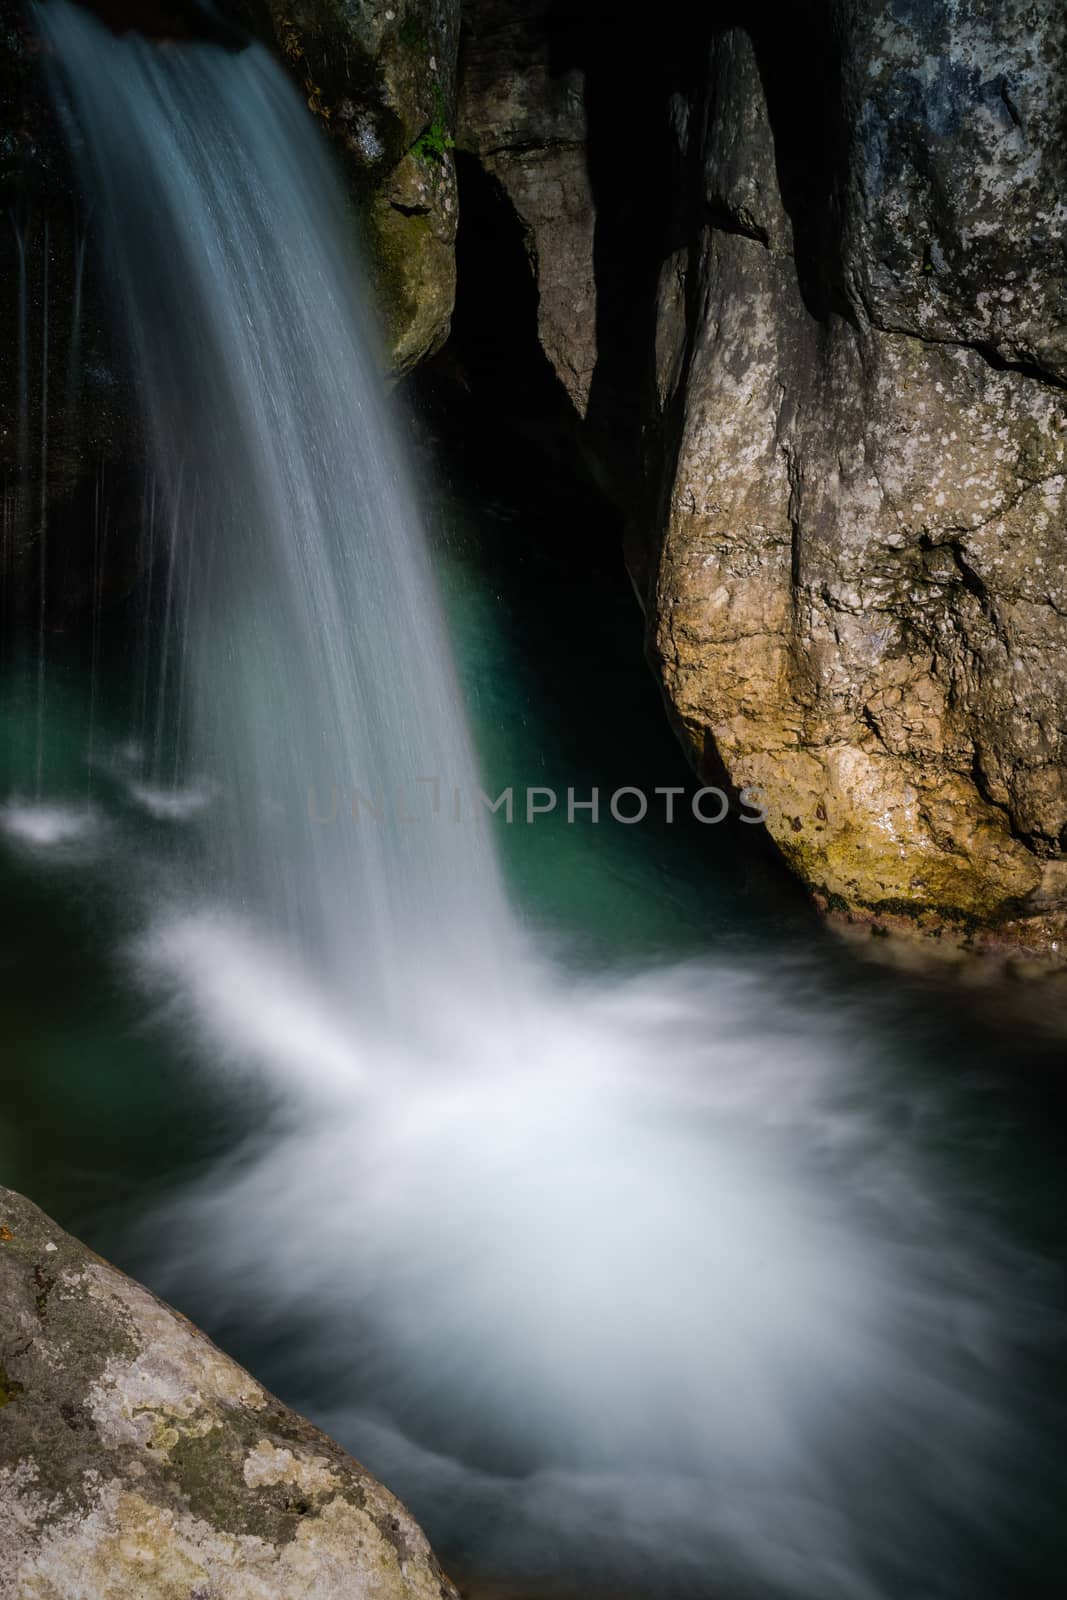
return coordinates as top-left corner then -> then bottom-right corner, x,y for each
457,0 -> 596,414
247,0 -> 462,372
646,2 -> 1067,950
0,1187 -> 459,1600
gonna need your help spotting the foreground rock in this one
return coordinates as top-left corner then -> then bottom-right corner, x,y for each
0,1187 -> 458,1600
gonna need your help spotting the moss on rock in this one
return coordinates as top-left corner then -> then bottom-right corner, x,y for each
243,0 -> 461,372
0,1186 -> 459,1599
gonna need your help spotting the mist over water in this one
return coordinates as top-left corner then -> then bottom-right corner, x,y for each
35,5 -> 1064,1597
139,912 -> 1054,1599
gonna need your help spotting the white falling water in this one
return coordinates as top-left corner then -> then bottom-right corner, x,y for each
40,0 -> 516,1019
38,6 -> 1058,1597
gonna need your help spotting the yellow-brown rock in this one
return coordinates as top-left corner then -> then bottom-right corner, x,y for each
0,1187 -> 459,1600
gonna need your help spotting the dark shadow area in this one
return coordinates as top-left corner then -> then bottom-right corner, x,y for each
545,0 -> 708,505
535,0 -> 851,503
435,150 -> 580,430
66,0 -> 248,47
437,0 -> 852,913
415,141 -> 815,947
745,2 -> 851,322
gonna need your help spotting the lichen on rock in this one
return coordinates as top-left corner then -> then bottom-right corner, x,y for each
641,1 -> 1067,959
0,1186 -> 459,1600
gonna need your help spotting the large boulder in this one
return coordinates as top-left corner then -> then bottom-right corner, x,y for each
0,1186 -> 459,1600
642,0 -> 1067,956
450,0 -> 1067,961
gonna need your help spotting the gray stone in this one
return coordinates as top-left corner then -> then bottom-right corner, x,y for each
0,1186 -> 459,1600
643,2 -> 1067,955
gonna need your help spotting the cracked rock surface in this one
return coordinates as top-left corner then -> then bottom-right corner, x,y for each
0,1186 -> 459,1600
645,1 -> 1067,950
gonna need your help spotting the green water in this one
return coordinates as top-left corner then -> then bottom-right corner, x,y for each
0,489 -> 755,1218
1,484 -> 1065,1599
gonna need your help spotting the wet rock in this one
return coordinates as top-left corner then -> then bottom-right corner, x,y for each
0,1186 -> 459,1600
246,0 -> 462,371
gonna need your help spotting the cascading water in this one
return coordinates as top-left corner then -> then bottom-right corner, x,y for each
30,5 -> 1063,1598
39,0 -> 515,1016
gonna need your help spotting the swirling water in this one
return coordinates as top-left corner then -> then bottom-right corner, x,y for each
7,5 -> 1063,1597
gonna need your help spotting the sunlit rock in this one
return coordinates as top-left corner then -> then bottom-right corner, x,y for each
0,1185 -> 459,1600
640,3 -> 1067,956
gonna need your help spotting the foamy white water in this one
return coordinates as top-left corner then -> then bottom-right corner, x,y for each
139,911 -> 363,1097
136,907 -> 1044,1598
40,6 -> 1060,1597
0,799 -> 100,850
126,780 -> 215,822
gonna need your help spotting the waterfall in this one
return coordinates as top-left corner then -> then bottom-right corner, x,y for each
38,0 -> 515,1016
32,6 -> 1060,1599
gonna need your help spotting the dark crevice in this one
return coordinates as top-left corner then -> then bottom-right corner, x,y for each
947,539 -> 992,611
705,200 -> 769,246
862,305 -> 1067,391
918,530 -> 1002,630
993,73 -> 1022,129
479,138 -> 586,159
971,339 -> 1067,391
860,703 -> 886,748
424,150 -> 577,431
743,2 -> 850,323
527,0 -> 855,588
415,81 -> 801,935
785,443 -> 803,601
546,0 -> 704,505
969,749 -> 1044,855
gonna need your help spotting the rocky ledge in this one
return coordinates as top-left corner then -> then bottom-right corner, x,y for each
0,1186 -> 458,1600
